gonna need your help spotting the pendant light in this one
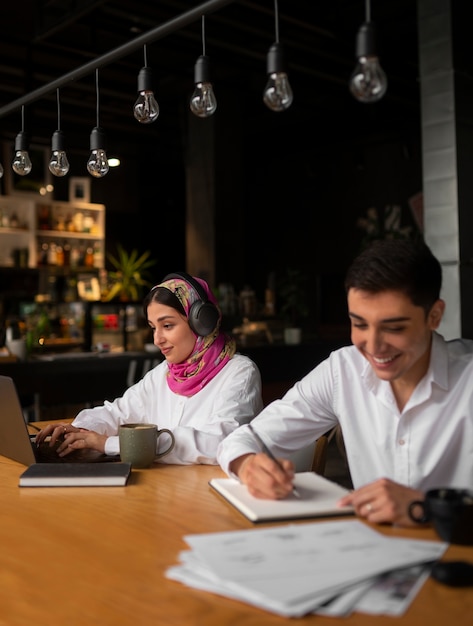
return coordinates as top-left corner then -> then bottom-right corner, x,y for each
0,162 -> 3,179
190,15 -> 217,118
349,0 -> 388,103
12,106 -> 32,176
263,0 -> 293,112
87,69 -> 109,178
49,88 -> 70,177
133,45 -> 160,123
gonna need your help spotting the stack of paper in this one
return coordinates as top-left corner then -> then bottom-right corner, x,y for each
166,519 -> 446,618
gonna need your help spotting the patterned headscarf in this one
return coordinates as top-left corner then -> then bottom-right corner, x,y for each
155,276 -> 236,397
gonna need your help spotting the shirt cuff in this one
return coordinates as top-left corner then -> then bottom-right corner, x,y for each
104,435 -> 120,456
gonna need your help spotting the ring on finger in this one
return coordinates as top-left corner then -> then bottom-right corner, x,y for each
366,502 -> 373,513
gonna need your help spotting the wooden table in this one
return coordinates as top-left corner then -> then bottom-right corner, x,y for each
1,447 -> 472,626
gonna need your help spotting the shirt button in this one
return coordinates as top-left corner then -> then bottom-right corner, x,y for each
398,439 -> 405,446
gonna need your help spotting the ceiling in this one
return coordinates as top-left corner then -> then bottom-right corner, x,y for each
0,0 -> 421,158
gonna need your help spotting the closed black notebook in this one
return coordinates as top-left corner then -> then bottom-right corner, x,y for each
19,462 -> 132,487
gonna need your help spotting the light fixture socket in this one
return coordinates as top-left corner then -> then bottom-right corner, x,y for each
355,22 -> 378,58
266,42 -> 285,74
194,55 -> 211,83
90,126 -> 106,151
51,129 -> 65,151
14,131 -> 29,152
137,66 -> 153,92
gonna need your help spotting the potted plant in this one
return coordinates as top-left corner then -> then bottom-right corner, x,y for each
103,244 -> 157,301
278,268 -> 310,344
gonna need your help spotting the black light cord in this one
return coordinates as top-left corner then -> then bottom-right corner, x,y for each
201,15 -> 206,56
274,0 -> 279,43
95,69 -> 100,128
56,88 -> 61,131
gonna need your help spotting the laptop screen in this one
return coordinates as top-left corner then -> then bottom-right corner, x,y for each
0,375 -> 119,465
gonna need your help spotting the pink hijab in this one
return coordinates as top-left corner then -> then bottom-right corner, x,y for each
155,276 -> 236,397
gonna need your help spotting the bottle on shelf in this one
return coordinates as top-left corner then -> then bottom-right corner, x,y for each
56,213 -> 66,232
65,213 -> 74,232
38,205 -> 51,230
83,212 -> 94,233
55,244 -> 64,267
10,212 -> 19,228
38,242 -> 49,266
1,209 -> 10,228
73,211 -> 84,233
85,246 -> 94,268
93,242 -> 104,268
47,242 -> 57,266
70,244 -> 81,268
63,242 -> 71,266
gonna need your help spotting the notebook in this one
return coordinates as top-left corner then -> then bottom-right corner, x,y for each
18,461 -> 132,487
209,472 -> 354,523
0,374 -> 121,466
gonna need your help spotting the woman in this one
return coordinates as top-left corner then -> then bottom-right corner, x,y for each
35,272 -> 263,464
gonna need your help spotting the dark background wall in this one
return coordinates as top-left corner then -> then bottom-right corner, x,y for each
45,95 -> 422,333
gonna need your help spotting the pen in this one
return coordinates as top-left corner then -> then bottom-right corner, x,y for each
248,424 -> 301,498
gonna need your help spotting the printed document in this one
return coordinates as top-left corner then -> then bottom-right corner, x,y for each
166,519 -> 446,617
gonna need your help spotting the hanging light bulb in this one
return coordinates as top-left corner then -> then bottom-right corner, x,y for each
12,134 -> 32,176
49,130 -> 70,177
87,69 -> 109,178
87,127 -> 109,178
263,42 -> 293,112
0,162 -> 4,179
263,0 -> 293,112
349,0 -> 387,103
190,55 -> 217,117
12,106 -> 32,176
133,45 -> 159,123
190,15 -> 217,118
49,89 -> 70,177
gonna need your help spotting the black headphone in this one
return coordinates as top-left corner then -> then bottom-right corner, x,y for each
163,272 -> 220,336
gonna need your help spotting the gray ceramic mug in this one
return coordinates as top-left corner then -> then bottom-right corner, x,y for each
408,488 -> 473,545
119,423 -> 175,469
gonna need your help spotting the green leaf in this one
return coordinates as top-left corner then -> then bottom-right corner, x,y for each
104,244 -> 157,301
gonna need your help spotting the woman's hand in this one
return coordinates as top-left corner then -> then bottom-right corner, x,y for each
35,422 -> 79,446
35,423 -> 107,456
337,477 -> 425,527
231,452 -> 296,500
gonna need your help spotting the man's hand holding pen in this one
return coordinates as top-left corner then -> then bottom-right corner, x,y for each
231,451 -> 298,500
228,424 -> 300,500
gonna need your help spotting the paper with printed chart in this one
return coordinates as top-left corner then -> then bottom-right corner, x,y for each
166,519 -> 447,617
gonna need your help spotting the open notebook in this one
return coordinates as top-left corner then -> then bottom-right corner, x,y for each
209,472 -> 354,522
0,375 -> 120,466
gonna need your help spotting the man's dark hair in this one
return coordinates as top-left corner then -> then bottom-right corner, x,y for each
344,239 -> 442,313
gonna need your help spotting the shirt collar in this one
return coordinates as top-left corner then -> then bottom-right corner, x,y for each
430,331 -> 449,390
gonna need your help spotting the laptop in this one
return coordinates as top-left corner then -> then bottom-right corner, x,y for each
0,375 -> 120,465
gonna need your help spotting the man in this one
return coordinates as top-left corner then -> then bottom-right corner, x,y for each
217,239 -> 473,527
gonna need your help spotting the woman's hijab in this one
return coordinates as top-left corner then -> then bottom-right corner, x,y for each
156,276 -> 236,396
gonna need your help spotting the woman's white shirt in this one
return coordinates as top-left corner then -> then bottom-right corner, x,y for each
73,354 -> 263,464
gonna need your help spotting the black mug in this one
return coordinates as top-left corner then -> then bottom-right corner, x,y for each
408,488 -> 473,545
